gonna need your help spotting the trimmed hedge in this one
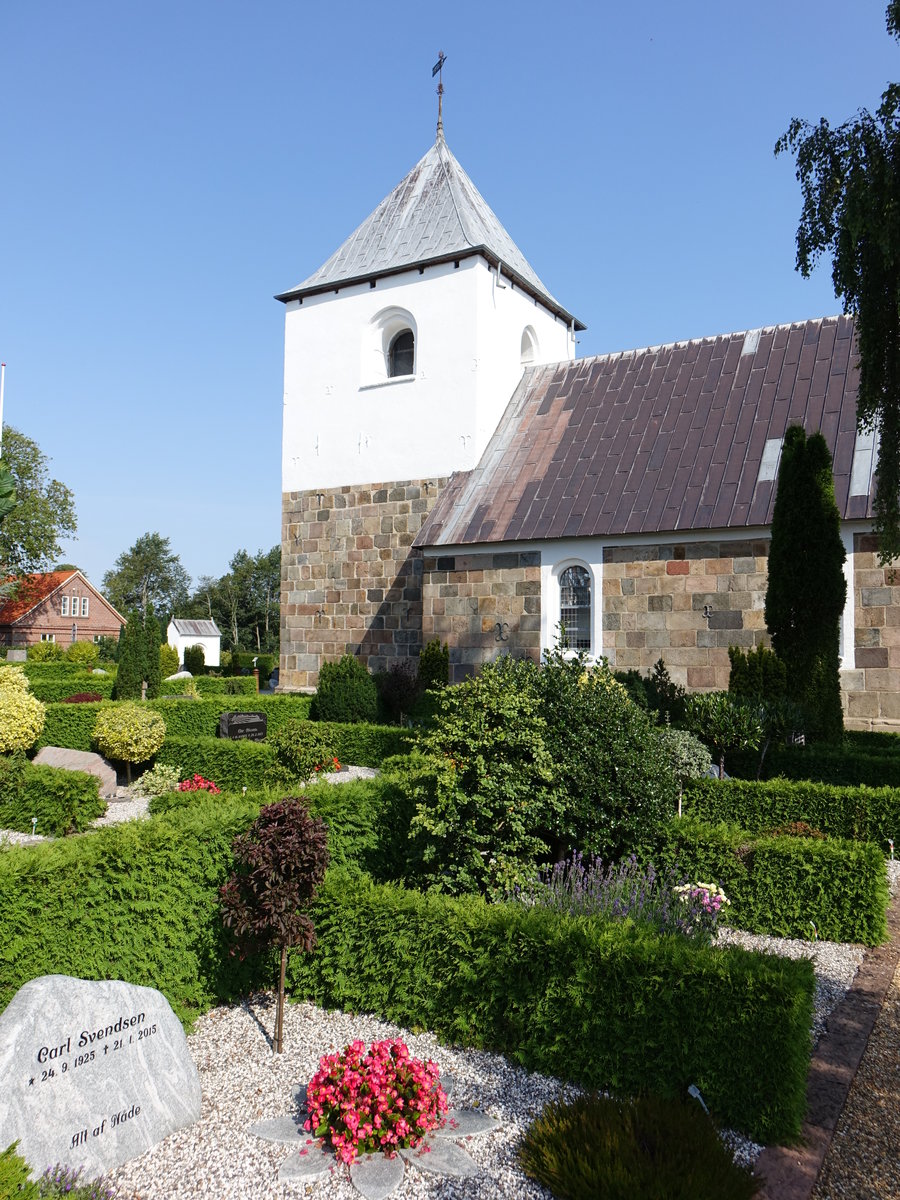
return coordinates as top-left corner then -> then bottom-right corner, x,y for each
0,756 -> 104,837
647,817 -> 889,944
0,801 -> 814,1144
289,870 -> 814,1144
730,741 -> 900,788
157,736 -> 279,791
161,676 -> 259,697
17,671 -> 115,703
684,776 -> 900,848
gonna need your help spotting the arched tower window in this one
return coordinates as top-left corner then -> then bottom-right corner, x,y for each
388,329 -> 415,377
520,326 -> 538,366
559,564 -> 591,650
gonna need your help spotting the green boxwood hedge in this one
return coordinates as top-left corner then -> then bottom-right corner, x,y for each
0,756 -> 104,837
684,776 -> 900,848
730,741 -> 900,788
157,736 -> 280,791
16,670 -> 115,703
0,801 -> 814,1145
160,676 -> 259,697
648,816 -> 889,944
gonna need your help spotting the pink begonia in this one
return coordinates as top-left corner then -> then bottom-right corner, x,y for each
305,1039 -> 448,1164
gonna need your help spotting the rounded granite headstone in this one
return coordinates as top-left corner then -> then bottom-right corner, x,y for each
0,976 -> 202,1176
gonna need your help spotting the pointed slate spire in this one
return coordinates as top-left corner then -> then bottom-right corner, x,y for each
276,136 -> 581,328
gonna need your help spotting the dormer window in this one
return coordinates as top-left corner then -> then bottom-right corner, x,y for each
388,329 -> 415,378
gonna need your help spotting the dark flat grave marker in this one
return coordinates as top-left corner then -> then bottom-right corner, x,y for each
218,711 -> 267,741
0,975 -> 201,1176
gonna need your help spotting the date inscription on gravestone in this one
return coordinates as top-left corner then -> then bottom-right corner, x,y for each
0,975 -> 201,1175
218,711 -> 267,741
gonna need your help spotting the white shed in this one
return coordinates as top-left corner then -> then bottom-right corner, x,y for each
167,618 -> 222,669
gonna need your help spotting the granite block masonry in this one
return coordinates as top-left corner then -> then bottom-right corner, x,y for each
0,976 -> 201,1176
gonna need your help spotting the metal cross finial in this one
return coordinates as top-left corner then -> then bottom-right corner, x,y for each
432,51 -> 447,139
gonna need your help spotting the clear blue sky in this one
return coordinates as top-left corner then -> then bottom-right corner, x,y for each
1,0 -> 896,590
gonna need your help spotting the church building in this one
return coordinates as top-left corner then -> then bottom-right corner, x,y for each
278,125 -> 897,731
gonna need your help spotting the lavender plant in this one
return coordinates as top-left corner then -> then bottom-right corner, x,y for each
516,852 -> 729,945
38,1164 -> 118,1199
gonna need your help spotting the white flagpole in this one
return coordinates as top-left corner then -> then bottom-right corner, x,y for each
0,363 -> 5,459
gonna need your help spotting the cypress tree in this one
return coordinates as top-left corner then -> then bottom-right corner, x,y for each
114,610 -> 144,701
143,608 -> 162,700
764,425 -> 846,740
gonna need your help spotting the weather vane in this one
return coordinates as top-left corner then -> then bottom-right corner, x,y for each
433,51 -> 447,138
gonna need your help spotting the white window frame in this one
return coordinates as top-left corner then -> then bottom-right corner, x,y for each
81,596 -> 89,617
60,595 -> 69,616
40,633 -> 56,642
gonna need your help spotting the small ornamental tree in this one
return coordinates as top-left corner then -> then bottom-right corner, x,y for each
684,692 -> 763,780
93,703 -> 166,782
764,425 -> 846,740
220,798 -> 330,1053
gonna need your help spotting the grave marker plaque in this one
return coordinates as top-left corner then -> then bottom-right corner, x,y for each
218,711 -> 267,741
0,975 -> 201,1175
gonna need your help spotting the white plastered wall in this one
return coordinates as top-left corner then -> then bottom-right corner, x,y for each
281,256 -> 574,493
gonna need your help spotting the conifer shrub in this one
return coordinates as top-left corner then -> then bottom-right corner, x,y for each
143,611 -> 162,699
0,667 -> 45,752
269,718 -> 340,782
518,1093 -> 760,1200
311,654 -> 379,724
374,660 -> 419,724
183,644 -> 205,676
220,797 -> 330,1052
417,638 -> 449,692
160,643 -> 180,678
644,657 -> 687,724
0,1143 -> 38,1199
64,640 -> 99,667
0,753 -> 103,836
93,703 -> 166,782
728,645 -> 787,701
113,610 -> 144,699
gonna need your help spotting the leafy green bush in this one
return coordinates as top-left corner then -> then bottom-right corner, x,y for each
183,644 -> 205,676
93,704 -> 166,773
311,655 -> 379,724
160,643 -> 180,678
518,1092 -> 760,1200
0,668 -> 45,752
0,753 -> 103,837
537,650 -> 678,860
647,816 -> 888,944
229,651 -> 276,687
268,719 -> 339,782
132,762 -> 182,799
684,692 -> 763,778
683,775 -> 900,848
411,655 -> 559,897
64,641 -> 99,668
26,641 -> 64,662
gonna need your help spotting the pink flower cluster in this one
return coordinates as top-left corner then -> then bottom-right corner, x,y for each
177,774 -> 221,793
305,1039 -> 447,1164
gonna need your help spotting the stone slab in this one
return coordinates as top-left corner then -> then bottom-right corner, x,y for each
218,711 -> 267,742
278,1143 -> 333,1183
401,1137 -> 479,1177
349,1152 -> 405,1199
434,1108 -> 499,1138
247,1114 -> 308,1144
0,975 -> 201,1175
6,649 -> 26,662
32,747 -> 117,799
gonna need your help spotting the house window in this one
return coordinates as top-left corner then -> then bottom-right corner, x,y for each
388,329 -> 415,378
81,597 -> 89,617
61,595 -> 69,616
40,633 -> 56,642
559,565 -> 592,650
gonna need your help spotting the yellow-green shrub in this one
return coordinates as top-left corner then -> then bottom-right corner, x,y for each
0,667 -> 45,751
93,703 -> 166,764
160,643 -> 180,678
65,640 -> 100,667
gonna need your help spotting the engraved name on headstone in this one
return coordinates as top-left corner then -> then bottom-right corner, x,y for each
218,711 -> 267,741
0,975 -> 201,1175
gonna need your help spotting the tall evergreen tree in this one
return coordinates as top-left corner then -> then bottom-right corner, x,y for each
764,425 -> 846,740
114,610 -> 145,701
143,608 -> 162,700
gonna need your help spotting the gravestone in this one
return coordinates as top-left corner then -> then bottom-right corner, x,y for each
6,648 -> 26,662
218,711 -> 267,742
0,975 -> 201,1175
33,747 -> 118,799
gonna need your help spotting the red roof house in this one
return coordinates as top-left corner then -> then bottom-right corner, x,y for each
0,571 -> 126,648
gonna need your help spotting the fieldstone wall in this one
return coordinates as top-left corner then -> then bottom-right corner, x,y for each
601,538 -> 771,691
842,533 -> 900,728
421,550 -> 541,683
280,478 -> 448,691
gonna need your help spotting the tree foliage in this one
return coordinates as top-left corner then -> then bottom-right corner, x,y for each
776,3 -> 900,560
764,425 -> 846,740
186,546 -> 280,653
113,608 -> 162,700
0,426 -> 76,575
103,532 -> 191,621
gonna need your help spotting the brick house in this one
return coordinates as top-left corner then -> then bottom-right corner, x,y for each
0,571 -> 126,648
278,129 -> 897,730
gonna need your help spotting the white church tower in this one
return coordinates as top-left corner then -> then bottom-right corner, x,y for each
278,123 -> 582,689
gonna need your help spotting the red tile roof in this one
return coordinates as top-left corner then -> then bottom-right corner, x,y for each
416,316 -> 865,548
0,571 -> 78,623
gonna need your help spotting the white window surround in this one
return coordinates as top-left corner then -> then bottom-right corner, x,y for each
542,554 -> 601,661
61,595 -> 69,616
81,596 -> 89,617
361,306 -> 418,387
40,633 -> 56,642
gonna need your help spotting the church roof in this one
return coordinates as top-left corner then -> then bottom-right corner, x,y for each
276,133 -> 584,328
416,315 -> 870,547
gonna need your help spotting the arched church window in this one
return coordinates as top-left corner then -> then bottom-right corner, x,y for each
521,326 -> 538,366
388,329 -> 415,378
559,564 -> 591,650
